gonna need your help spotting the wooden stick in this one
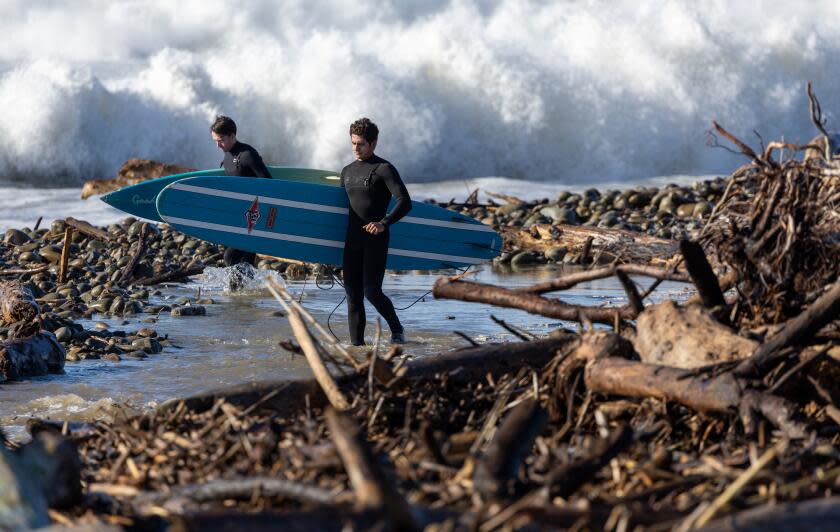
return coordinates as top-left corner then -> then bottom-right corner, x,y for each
679,239 -> 726,313
58,227 -> 73,283
118,224 -> 148,285
288,308 -> 350,411
325,408 -> 419,530
64,217 -> 112,241
615,270 -> 644,316
433,278 -> 634,325
266,277 -> 362,370
515,264 -> 690,295
693,440 -> 786,528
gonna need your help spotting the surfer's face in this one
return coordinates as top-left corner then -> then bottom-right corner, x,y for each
212,132 -> 236,152
351,134 -> 376,161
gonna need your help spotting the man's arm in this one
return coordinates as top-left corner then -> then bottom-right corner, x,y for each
379,164 -> 411,226
243,150 -> 272,178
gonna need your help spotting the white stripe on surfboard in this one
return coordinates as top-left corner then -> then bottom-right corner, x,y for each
161,216 -> 487,265
172,183 -> 349,215
170,183 -> 496,233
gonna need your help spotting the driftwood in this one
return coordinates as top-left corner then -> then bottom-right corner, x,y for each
574,332 -> 807,438
735,279 -> 840,377
0,332 -> 66,382
325,408 -> 418,530
0,281 -> 40,324
117,224 -> 149,285
503,223 -> 681,266
545,423 -> 633,499
129,477 -> 338,514
516,263 -> 690,295
473,397 -> 547,499
64,218 -> 112,242
58,227 -> 73,283
680,239 -> 727,313
134,264 -> 205,285
699,495 -> 840,532
433,277 -> 634,325
632,301 -> 756,368
159,334 -> 578,418
288,308 -> 350,411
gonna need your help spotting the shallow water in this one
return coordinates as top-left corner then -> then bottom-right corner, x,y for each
0,264 -> 691,439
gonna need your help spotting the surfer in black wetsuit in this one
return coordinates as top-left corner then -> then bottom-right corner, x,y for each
341,118 -> 411,345
210,115 -> 271,268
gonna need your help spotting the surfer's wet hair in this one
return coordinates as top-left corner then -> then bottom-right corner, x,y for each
350,118 -> 378,142
211,115 -> 237,137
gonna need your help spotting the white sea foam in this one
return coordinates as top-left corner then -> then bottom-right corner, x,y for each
0,1 -> 838,185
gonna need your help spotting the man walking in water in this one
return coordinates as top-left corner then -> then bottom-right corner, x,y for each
210,115 -> 271,268
341,118 -> 411,345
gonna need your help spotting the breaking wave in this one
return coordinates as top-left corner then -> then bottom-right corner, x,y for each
1,0 -> 839,185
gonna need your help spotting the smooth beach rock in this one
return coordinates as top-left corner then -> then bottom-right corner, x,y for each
131,337 -> 162,354
4,229 -> 31,245
510,251 -> 541,268
0,332 -> 65,382
171,305 -> 206,317
675,203 -> 696,218
545,246 -> 568,262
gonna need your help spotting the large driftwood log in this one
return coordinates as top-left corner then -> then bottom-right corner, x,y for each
0,281 -> 39,324
502,223 -> 680,266
574,331 -> 807,438
632,301 -> 756,368
159,334 -> 578,417
433,278 -> 633,325
0,332 -> 65,382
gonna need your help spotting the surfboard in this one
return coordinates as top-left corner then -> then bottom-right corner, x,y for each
99,167 -> 340,222
156,176 -> 502,270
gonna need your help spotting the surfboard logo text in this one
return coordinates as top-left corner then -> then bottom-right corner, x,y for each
266,207 -> 277,230
131,195 -> 155,205
245,197 -> 261,234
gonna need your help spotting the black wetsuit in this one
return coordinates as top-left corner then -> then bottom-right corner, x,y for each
221,141 -> 271,266
340,154 -> 411,345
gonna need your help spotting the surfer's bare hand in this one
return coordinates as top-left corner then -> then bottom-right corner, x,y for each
364,222 -> 385,234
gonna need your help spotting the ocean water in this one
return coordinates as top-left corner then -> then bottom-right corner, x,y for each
0,1 -> 837,186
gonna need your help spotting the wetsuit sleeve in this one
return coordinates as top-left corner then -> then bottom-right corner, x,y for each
379,164 -> 411,226
244,150 -> 271,178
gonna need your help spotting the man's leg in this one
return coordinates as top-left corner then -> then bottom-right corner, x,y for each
224,248 -> 256,266
342,238 -> 366,346
362,231 -> 403,335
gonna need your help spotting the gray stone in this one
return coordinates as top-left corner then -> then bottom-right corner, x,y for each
496,203 -> 523,216
510,251 -> 541,268
4,229 -> 30,245
545,246 -> 567,262
131,337 -> 162,354
171,305 -> 207,317
675,203 -> 696,218
599,210 -> 620,227
693,201 -> 713,217
54,327 -> 73,342
541,206 -> 577,224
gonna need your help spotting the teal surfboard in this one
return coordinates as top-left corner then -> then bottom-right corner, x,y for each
100,167 -> 340,222
156,176 -> 502,270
